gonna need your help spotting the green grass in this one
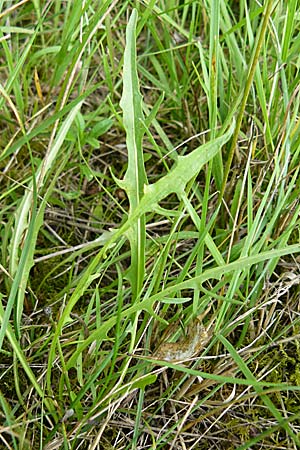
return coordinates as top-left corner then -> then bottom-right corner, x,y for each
1,1 -> 300,449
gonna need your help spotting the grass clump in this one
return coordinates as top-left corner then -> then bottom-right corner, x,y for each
1,1 -> 300,449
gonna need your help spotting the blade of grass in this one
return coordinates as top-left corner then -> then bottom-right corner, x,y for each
0,84 -> 99,162
220,0 -> 275,200
0,389 -> 19,450
0,102 -> 82,349
209,0 -> 223,190
219,334 -> 300,445
0,299 -> 56,419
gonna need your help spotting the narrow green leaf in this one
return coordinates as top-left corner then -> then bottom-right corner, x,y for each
219,334 -> 300,444
0,103 -> 82,349
0,299 -> 56,418
119,9 -> 147,299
